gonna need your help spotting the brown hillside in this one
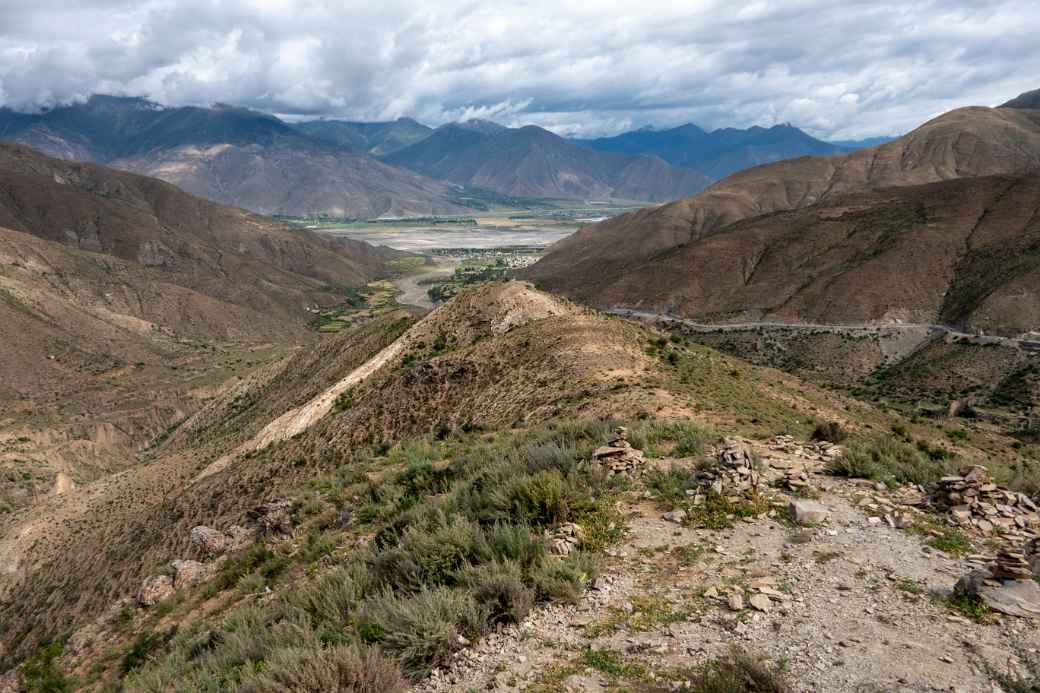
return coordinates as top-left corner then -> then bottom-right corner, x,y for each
111,141 -> 469,218
0,145 -> 399,518
0,282 -> 892,664
526,107 -> 1040,309
533,175 -> 1040,335
0,143 -> 393,294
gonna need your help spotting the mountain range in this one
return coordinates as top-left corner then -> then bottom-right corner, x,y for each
572,122 -> 848,180
0,96 -> 464,218
0,95 -> 883,214
293,117 -> 433,156
2,85 -> 1040,693
382,121 -> 712,201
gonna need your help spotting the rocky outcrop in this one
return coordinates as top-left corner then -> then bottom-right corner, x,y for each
171,558 -> 223,590
190,524 -> 255,557
0,670 -> 22,693
252,500 -> 293,536
137,574 -> 175,607
788,499 -> 830,525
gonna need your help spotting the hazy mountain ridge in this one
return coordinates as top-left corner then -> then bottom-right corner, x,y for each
384,122 -> 712,201
574,122 -> 847,180
0,96 -> 466,217
293,117 -> 433,155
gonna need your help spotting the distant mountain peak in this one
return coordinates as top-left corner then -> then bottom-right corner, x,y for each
1002,88 -> 1040,110
455,118 -> 508,135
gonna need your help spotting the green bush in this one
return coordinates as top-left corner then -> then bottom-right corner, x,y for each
357,588 -> 487,677
236,644 -> 406,693
125,420 -> 623,687
19,641 -> 71,693
628,420 -> 714,458
122,629 -> 176,674
827,436 -> 955,487
460,560 -> 535,626
810,421 -> 847,444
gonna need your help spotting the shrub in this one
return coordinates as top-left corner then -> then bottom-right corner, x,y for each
333,390 -> 354,412
644,466 -> 699,506
629,420 -> 714,458
369,516 -> 490,592
810,421 -> 847,444
530,552 -> 597,603
827,436 -> 955,487
236,644 -> 407,693
683,649 -> 792,693
460,561 -> 535,626
284,565 -> 371,624
356,587 -> 487,677
122,629 -> 176,674
19,641 -> 71,693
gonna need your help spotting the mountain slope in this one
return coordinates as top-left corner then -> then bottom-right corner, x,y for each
1002,88 -> 1040,110
0,143 -> 393,306
384,122 -> 710,202
0,96 -> 465,217
576,122 -> 846,180
525,105 -> 1040,318
535,175 -> 1040,334
0,144 -> 405,515
0,281 -> 891,667
1,280 -> 1031,693
294,117 -> 433,155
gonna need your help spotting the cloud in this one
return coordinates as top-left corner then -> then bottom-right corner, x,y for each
0,0 -> 1038,138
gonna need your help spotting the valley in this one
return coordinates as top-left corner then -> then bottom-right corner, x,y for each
1,27 -> 1040,690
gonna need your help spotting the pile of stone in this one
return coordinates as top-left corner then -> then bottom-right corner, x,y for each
691,439 -> 760,499
546,522 -> 585,556
993,547 -> 1034,581
705,575 -> 789,614
955,539 -> 1040,619
930,465 -> 1038,538
592,427 -> 646,477
768,435 -> 843,462
776,467 -> 812,494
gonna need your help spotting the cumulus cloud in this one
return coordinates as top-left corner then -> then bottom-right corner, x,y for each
0,0 -> 1038,138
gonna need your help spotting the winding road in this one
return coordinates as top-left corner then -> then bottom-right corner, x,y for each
606,308 -> 1040,351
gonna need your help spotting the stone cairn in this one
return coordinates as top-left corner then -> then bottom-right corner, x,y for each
547,522 -> 586,556
955,537 -> 1040,619
690,439 -> 760,500
592,426 -> 646,477
992,547 -> 1035,581
777,467 -> 812,494
930,465 -> 1038,539
768,434 -> 843,463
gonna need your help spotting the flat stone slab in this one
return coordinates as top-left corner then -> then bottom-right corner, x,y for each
980,579 -> 1040,618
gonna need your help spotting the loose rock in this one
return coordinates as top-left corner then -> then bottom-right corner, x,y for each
789,499 -> 829,525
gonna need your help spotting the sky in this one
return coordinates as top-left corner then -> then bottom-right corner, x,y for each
0,0 -> 1038,140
